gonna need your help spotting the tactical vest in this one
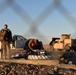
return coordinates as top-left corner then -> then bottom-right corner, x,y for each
0,30 -> 7,41
0,29 -> 12,42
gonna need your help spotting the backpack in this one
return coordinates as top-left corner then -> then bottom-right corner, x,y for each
29,39 -> 36,47
29,39 -> 44,50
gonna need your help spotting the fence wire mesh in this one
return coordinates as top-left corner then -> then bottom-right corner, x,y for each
0,0 -> 76,44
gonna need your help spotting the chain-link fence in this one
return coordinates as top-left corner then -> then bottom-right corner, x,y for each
0,0 -> 76,44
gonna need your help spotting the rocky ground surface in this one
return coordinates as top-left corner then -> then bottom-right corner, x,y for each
0,62 -> 76,75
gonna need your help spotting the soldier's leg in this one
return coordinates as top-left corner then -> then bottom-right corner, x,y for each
2,41 -> 6,59
1,43 -> 3,59
6,42 -> 10,59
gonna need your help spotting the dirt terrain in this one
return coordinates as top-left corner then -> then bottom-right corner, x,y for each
0,44 -> 76,71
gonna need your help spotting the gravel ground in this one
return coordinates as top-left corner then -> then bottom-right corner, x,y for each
0,62 -> 76,75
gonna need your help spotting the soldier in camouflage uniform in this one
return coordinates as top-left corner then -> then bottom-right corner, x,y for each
0,24 -> 12,59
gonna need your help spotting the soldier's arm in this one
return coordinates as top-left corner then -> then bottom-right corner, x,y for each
10,31 -> 12,42
8,29 -> 12,42
28,40 -> 33,51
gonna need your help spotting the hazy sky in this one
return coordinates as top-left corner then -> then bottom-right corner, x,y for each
0,0 -> 76,43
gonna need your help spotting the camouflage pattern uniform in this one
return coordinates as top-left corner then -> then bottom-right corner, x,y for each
1,28 -> 12,59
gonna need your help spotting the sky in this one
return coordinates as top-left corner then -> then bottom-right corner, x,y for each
0,0 -> 76,44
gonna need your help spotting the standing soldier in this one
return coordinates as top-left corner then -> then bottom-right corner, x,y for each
0,24 -> 12,59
